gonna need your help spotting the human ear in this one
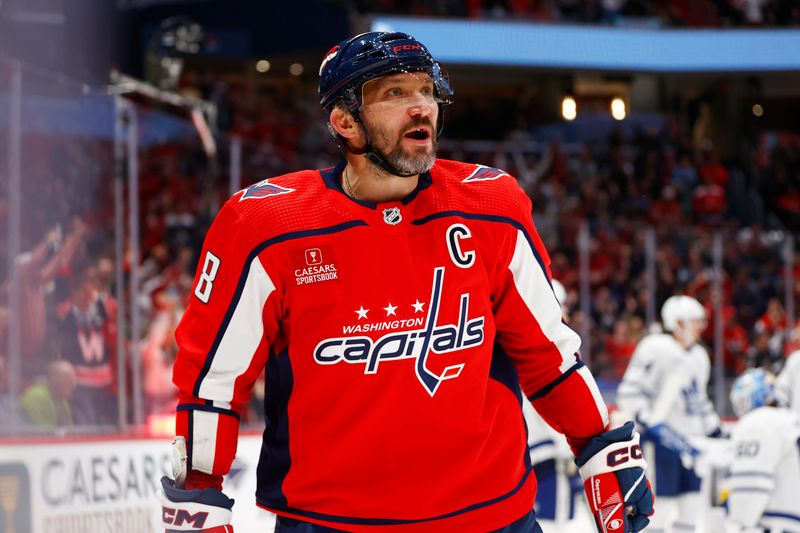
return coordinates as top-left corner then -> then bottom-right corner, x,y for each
329,107 -> 360,141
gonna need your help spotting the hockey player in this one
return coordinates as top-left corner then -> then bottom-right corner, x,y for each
159,32 -> 653,532
726,368 -> 800,533
617,295 -> 722,532
774,349 -> 800,415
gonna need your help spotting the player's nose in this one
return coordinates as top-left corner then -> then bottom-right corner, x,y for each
406,97 -> 434,118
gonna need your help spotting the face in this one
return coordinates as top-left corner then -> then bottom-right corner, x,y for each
359,72 -> 439,175
49,362 -> 77,400
676,318 -> 706,347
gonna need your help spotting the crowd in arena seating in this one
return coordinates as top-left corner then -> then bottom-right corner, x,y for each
2,70 -> 799,431
359,0 -> 800,27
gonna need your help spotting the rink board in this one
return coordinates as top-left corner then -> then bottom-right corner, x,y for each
0,435 -> 272,533
0,434 -> 728,532
0,434 -> 594,533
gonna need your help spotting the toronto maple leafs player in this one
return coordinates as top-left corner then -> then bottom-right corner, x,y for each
775,349 -> 800,415
158,31 -> 653,532
726,368 -> 800,533
617,295 -> 722,532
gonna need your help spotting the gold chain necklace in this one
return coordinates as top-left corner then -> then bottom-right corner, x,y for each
343,167 -> 358,200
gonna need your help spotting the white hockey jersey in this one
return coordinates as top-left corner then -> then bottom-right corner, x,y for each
616,333 -> 720,436
727,406 -> 800,532
775,350 -> 800,416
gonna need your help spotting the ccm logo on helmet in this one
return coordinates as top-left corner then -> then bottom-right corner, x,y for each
162,507 -> 209,527
393,44 -> 421,53
607,444 -> 643,467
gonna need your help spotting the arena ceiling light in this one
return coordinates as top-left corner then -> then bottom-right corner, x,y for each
611,97 -> 626,120
561,96 -> 577,121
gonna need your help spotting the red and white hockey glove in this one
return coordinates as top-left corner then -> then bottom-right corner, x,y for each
575,421 -> 654,533
158,437 -> 235,532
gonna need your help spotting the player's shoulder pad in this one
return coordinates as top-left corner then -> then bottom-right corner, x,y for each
234,169 -> 316,205
636,332 -> 674,353
432,159 -> 531,219
223,169 -> 334,236
733,406 -> 783,438
689,342 -> 711,360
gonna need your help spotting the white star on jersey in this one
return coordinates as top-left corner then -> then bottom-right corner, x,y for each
355,306 -> 369,320
412,300 -> 425,313
383,303 -> 398,317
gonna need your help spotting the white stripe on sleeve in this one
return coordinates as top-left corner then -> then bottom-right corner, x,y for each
199,255 -> 275,401
508,229 -> 582,373
192,409 -> 220,474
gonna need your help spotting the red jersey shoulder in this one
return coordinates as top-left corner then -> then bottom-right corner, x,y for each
431,159 -> 532,221
222,168 -> 348,240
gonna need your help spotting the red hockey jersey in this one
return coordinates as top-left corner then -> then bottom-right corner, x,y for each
173,159 -> 609,532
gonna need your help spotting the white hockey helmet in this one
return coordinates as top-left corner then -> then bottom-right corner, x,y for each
730,368 -> 775,417
661,295 -> 706,332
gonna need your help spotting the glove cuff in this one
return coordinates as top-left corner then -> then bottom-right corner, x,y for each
159,476 -> 234,531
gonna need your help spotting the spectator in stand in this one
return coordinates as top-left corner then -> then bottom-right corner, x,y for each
0,218 -> 87,367
670,152 -> 699,207
721,306 -> 750,376
142,288 -> 181,416
605,317 -> 644,379
776,182 -> 800,230
650,185 -> 683,226
747,329 -> 783,373
57,261 -> 117,426
691,174 -> 727,226
18,359 -> 77,429
755,297 -> 788,351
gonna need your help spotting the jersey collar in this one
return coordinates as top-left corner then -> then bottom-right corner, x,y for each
319,161 -> 433,209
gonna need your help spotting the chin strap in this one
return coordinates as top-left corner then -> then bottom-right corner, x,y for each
362,147 -> 417,177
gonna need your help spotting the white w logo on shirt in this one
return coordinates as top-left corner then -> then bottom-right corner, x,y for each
78,331 -> 105,363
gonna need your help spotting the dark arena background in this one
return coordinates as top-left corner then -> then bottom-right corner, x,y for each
1,1 -> 799,531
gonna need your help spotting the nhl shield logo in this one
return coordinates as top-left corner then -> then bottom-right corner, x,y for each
382,207 -> 402,225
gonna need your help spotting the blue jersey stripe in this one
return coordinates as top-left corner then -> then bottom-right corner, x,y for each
177,403 -> 240,419
527,359 -> 585,401
729,471 -> 774,478
258,466 -> 533,526
763,511 -> 800,522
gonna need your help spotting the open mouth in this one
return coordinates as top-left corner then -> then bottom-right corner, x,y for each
404,128 -> 431,141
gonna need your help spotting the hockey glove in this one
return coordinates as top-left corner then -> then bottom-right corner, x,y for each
158,437 -> 235,532
575,421 -> 654,533
646,422 -> 701,469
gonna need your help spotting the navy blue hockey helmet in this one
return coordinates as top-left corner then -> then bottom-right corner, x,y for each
318,31 -> 454,117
